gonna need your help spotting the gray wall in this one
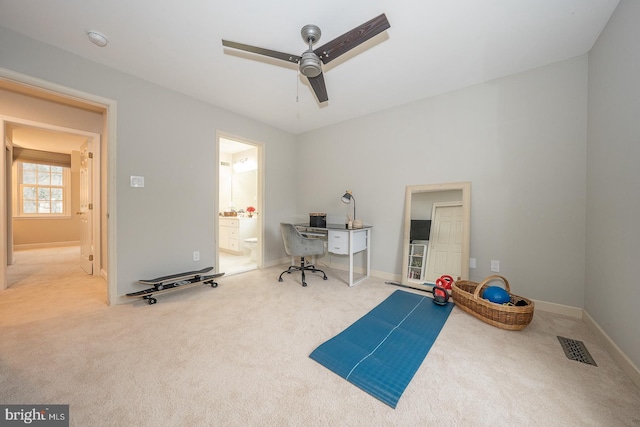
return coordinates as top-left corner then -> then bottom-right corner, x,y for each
297,55 -> 588,308
586,0 -> 640,373
0,27 -> 297,295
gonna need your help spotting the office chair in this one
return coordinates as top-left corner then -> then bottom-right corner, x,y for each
278,223 -> 328,287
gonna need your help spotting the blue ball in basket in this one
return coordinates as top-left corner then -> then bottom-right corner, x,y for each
482,286 -> 511,304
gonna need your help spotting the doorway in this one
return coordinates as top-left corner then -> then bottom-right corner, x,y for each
0,71 -> 116,305
216,135 -> 263,276
3,120 -> 101,284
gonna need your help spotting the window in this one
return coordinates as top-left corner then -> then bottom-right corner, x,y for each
16,162 -> 70,217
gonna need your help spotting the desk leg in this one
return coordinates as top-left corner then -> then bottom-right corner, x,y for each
348,231 -> 354,286
348,228 -> 370,287
366,229 -> 371,278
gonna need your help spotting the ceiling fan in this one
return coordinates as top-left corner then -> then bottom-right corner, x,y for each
222,13 -> 390,103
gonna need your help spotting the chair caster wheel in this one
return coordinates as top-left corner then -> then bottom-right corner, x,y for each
279,278 -> 283,282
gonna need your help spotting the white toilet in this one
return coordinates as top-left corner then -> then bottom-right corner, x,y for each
244,237 -> 258,262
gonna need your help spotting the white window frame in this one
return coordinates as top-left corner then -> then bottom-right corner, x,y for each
14,161 -> 71,219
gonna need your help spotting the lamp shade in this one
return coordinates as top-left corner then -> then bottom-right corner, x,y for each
341,190 -> 356,221
341,191 -> 353,204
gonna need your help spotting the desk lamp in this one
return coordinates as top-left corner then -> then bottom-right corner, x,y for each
341,190 -> 356,225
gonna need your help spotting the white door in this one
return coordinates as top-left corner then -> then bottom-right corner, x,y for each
79,141 -> 93,274
424,203 -> 463,282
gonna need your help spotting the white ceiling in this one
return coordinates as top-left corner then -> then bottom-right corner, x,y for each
0,0 -> 619,135
8,124 -> 88,154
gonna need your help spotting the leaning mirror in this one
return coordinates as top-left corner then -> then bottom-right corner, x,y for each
401,182 -> 471,288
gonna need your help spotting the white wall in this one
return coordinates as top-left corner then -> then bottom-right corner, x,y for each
219,152 -> 232,212
231,148 -> 258,212
297,55 -> 588,307
0,26 -> 297,296
586,0 -> 640,372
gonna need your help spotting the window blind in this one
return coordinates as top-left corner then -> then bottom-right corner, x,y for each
13,147 -> 71,168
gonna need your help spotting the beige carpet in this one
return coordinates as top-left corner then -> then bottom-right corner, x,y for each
1,247 -> 640,426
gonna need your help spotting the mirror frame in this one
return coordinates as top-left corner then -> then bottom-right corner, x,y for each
401,182 -> 471,286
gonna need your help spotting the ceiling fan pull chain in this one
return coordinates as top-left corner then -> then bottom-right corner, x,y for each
296,70 -> 301,118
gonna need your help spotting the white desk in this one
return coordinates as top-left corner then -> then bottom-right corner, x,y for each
295,224 -> 372,286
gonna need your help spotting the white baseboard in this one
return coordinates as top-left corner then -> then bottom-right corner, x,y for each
583,310 -> 640,390
371,269 -> 402,283
263,257 -> 290,269
115,295 -> 133,305
532,299 -> 640,390
531,299 -> 583,318
14,241 -> 80,250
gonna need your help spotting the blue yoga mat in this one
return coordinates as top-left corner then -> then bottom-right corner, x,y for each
309,290 -> 454,408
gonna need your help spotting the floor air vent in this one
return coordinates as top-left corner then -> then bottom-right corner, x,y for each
557,336 -> 597,366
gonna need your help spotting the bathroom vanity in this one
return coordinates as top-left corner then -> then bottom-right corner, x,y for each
219,217 -> 257,255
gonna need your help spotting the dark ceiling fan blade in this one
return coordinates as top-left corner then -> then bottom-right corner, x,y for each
222,40 -> 301,64
307,73 -> 328,103
314,14 -> 390,64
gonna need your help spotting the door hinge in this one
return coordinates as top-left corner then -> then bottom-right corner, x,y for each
89,255 -> 94,261
88,152 -> 94,159
88,203 -> 93,210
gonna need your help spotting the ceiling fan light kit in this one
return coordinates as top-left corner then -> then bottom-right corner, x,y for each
300,51 -> 322,78
222,13 -> 390,104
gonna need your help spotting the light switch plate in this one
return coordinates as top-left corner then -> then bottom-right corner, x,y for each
130,176 -> 145,188
469,258 -> 477,268
491,260 -> 500,272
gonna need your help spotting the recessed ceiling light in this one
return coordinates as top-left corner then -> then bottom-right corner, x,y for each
87,31 -> 108,47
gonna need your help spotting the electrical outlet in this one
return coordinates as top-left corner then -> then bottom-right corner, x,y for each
469,258 -> 477,268
193,251 -> 200,262
491,260 -> 500,272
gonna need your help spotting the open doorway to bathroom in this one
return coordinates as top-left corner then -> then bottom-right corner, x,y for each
216,134 -> 263,276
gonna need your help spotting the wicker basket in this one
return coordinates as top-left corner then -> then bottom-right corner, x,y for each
451,275 -> 534,330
